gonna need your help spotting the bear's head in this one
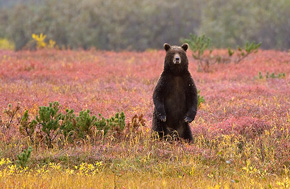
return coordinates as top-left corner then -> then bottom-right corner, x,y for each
163,43 -> 189,75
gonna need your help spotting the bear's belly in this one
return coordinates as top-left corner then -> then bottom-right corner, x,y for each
164,77 -> 187,128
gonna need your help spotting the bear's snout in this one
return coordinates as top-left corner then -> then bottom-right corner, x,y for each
173,53 -> 181,64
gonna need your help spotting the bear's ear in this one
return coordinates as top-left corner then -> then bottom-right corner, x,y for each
163,43 -> 171,51
181,43 -> 189,51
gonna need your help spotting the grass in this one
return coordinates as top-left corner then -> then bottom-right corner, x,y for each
0,49 -> 290,188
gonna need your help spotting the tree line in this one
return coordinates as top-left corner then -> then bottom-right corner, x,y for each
0,0 -> 289,51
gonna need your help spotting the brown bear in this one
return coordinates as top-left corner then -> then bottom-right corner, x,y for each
152,43 -> 198,142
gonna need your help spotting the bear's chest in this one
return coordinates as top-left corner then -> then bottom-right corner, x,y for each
167,76 -> 186,95
164,76 -> 187,114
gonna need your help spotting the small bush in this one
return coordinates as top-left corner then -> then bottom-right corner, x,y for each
125,114 -> 146,137
183,34 -> 212,60
183,34 -> 213,72
2,103 -> 21,131
74,110 -> 97,139
197,90 -> 205,108
36,102 -> 63,148
232,41 -> 261,63
19,110 -> 37,144
16,146 -> 32,168
19,102 -> 126,147
183,34 -> 261,72
257,72 -> 286,79
106,112 -> 126,134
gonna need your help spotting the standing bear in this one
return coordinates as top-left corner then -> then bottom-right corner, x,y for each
152,43 -> 198,142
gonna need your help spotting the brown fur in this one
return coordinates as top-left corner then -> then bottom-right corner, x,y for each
152,43 -> 198,142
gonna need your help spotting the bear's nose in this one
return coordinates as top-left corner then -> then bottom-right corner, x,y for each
173,53 -> 181,64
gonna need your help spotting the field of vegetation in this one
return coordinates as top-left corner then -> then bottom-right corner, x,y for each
0,48 -> 290,188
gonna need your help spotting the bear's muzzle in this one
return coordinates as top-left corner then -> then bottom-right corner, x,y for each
173,53 -> 181,64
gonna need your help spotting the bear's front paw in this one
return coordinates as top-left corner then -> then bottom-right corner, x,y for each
184,116 -> 193,123
159,115 -> 166,122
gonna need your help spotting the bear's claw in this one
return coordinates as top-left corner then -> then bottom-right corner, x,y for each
184,116 -> 193,123
159,115 -> 166,122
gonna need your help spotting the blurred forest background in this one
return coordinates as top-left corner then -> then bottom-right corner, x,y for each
0,0 -> 289,51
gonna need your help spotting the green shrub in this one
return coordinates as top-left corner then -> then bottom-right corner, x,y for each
61,110 -> 126,141
16,146 -> 32,168
183,34 -> 212,60
228,47 -> 234,57
184,34 -> 261,72
182,34 -> 213,72
60,109 -> 76,142
95,112 -> 126,137
197,90 -> 205,108
234,41 -> 261,63
36,102 -> 63,148
75,110 -> 97,139
20,102 -> 126,147
106,112 -> 126,134
257,72 -> 286,79
19,110 -> 37,144
266,72 -> 285,79
258,72 -> 263,79
95,114 -> 109,136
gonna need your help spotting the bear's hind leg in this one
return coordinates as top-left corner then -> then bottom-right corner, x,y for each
181,123 -> 193,143
152,115 -> 168,140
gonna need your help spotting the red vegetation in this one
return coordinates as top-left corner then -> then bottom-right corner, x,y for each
0,49 -> 290,128
192,116 -> 271,139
